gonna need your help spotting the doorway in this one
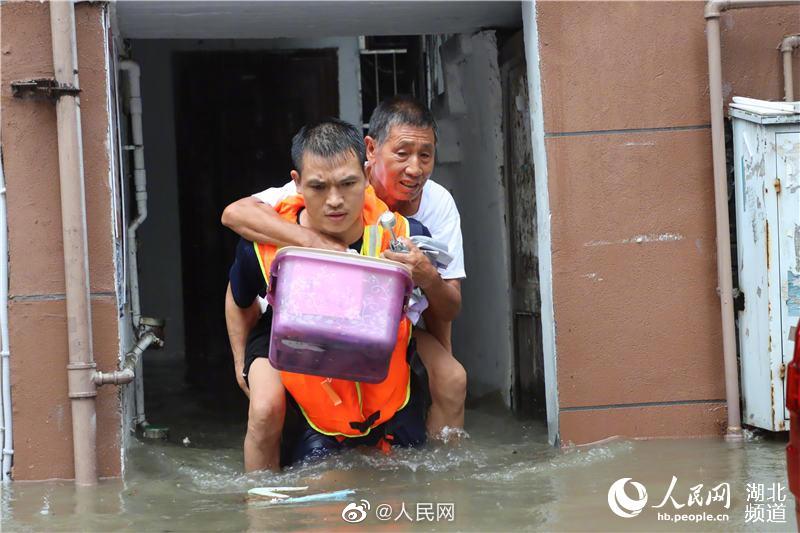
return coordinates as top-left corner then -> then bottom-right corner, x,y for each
123,26 -> 546,453
172,49 -> 339,398
500,32 -> 545,416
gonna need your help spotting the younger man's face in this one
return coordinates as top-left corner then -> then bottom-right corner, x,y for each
291,151 -> 366,241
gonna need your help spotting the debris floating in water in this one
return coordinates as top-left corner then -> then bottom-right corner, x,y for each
247,486 -> 355,505
248,486 -> 309,499
277,489 -> 355,504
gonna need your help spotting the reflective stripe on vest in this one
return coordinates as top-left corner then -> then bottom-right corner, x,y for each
254,189 -> 413,438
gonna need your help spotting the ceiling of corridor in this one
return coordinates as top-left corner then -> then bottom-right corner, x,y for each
115,1 -> 522,39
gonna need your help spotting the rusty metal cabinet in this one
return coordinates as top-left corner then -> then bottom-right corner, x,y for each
732,101 -> 800,431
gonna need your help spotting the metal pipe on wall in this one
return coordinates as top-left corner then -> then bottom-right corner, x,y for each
781,34 -> 800,101
118,60 -> 154,428
50,0 -> 98,486
704,0 -> 800,441
0,146 -> 12,482
93,331 -> 162,387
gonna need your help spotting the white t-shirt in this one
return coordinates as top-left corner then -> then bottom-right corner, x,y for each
252,179 -> 466,279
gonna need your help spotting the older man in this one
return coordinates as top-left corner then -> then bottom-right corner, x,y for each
222,96 -> 466,441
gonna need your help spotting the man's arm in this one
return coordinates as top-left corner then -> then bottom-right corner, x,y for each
225,282 -> 261,397
221,196 -> 347,251
420,278 -> 461,324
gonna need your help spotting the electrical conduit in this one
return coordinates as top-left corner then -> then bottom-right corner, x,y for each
0,147 -> 12,482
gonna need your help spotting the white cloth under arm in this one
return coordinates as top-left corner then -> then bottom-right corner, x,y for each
252,180 -> 297,206
412,180 -> 465,280
251,178 -> 466,280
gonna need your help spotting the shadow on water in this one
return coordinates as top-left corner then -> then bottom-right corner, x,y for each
1,360 -> 794,531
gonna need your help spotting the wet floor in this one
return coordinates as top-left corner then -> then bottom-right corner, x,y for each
1,362 -> 796,532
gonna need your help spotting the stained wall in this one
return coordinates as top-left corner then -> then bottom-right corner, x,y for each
532,0 -> 800,444
0,1 -> 121,479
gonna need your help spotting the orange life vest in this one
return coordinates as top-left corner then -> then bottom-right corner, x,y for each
254,186 -> 413,438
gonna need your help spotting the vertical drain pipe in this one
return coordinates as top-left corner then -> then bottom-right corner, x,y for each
119,60 -> 146,331
118,60 -> 150,427
781,34 -> 800,102
50,0 -> 98,486
704,0 -> 800,441
0,147 -> 12,482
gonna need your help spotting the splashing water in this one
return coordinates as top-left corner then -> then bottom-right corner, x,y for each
0,371 -> 792,531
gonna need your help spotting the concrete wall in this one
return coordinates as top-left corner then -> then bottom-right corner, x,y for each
529,1 -> 800,445
432,32 -> 514,403
130,38 -> 361,366
0,2 -> 121,479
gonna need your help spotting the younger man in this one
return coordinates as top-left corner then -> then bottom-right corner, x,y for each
226,119 -> 430,470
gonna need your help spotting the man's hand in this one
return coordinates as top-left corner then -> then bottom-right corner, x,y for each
382,237 -> 440,289
302,229 -> 348,252
384,238 -> 462,322
225,284 -> 260,399
222,196 -> 347,251
235,362 -> 250,398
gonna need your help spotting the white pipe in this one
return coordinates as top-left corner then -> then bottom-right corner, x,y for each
781,34 -> 800,101
119,60 -> 150,426
0,146 -> 13,482
704,0 -> 799,18
120,60 -> 147,330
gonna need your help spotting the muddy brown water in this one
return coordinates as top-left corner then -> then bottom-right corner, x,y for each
1,369 -> 794,532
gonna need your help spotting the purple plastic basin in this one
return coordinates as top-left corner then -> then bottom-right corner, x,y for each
267,247 -> 413,383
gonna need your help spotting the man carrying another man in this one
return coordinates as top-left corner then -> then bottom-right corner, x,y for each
227,119 -> 434,469
223,97 -> 466,471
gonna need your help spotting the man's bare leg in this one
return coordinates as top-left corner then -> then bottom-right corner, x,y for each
244,358 -> 286,472
413,328 -> 466,438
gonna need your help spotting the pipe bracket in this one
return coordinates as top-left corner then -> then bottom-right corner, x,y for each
10,78 -> 81,100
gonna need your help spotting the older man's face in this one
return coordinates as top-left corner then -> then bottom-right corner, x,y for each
367,124 -> 436,205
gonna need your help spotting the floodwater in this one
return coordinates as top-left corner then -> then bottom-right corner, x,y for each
1,364 -> 795,532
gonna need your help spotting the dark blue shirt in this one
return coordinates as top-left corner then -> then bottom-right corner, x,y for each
230,217 -> 430,308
